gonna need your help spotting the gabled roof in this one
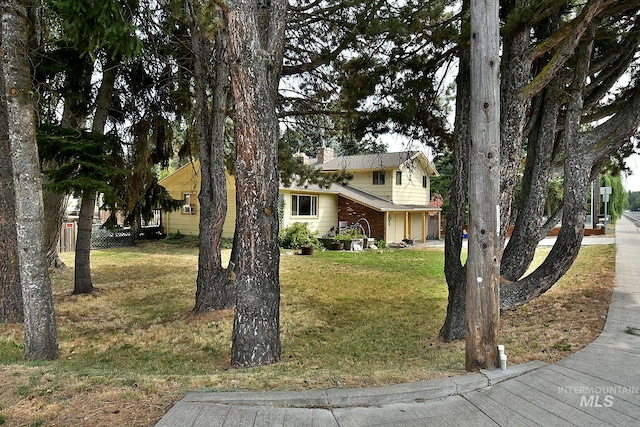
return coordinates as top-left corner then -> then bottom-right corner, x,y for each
335,184 -> 440,212
280,179 -> 439,212
316,151 -> 437,176
158,160 -> 201,189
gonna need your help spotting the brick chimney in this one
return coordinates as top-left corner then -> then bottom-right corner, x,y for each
294,152 -> 310,165
317,146 -> 334,163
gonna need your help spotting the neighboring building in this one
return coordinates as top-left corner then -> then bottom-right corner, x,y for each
159,149 -> 442,244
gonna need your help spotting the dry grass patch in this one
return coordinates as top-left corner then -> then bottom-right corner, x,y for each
0,240 -> 615,426
501,244 -> 615,363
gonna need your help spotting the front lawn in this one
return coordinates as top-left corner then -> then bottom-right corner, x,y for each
0,242 -> 615,426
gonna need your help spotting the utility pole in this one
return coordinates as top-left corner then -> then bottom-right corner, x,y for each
466,0 -> 500,371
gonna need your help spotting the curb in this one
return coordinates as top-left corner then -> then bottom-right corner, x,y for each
180,360 -> 547,409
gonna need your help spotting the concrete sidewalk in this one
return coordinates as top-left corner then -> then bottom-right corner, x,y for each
155,219 -> 639,426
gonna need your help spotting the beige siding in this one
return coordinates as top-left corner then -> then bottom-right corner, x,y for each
281,190 -> 338,236
348,170 -> 393,201
223,176 -> 237,238
392,164 -> 431,205
159,152 -> 438,243
410,212 -> 426,242
164,209 -> 200,236
159,162 -> 237,238
387,212 -> 406,243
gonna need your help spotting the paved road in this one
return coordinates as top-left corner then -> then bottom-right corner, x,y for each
624,211 -> 640,227
156,218 -> 639,426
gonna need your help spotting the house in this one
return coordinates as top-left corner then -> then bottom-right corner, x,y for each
159,149 -> 442,244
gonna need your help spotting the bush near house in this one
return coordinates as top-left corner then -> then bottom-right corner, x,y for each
279,222 -> 321,249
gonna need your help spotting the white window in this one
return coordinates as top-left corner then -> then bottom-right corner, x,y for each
373,170 -> 386,185
182,193 -> 196,214
423,176 -> 428,188
291,194 -> 318,216
396,170 -> 402,185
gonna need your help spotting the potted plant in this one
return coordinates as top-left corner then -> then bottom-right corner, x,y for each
280,223 -> 321,255
299,234 -> 321,255
337,228 -> 364,251
300,244 -> 315,255
330,233 -> 349,250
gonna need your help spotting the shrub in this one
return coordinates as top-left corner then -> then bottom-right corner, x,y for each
164,230 -> 184,241
280,223 -> 320,249
163,231 -> 199,246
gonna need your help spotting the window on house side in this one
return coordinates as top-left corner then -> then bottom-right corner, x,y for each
373,170 -> 386,185
182,192 -> 195,214
422,176 -> 428,188
396,170 -> 402,185
291,194 -> 318,216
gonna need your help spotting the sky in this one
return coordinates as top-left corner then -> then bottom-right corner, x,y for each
384,134 -> 640,193
622,153 -> 640,192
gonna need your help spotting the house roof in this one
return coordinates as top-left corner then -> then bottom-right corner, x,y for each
281,180 -> 439,213
160,154 -> 440,213
334,183 -> 440,212
158,160 -> 201,188
315,151 -> 437,176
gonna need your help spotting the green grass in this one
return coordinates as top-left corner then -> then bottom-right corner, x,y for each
1,245 -> 461,389
0,241 -> 616,426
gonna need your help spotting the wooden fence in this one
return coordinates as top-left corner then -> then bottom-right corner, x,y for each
58,220 -> 77,253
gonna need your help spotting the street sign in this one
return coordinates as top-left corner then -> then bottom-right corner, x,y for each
600,186 -> 612,195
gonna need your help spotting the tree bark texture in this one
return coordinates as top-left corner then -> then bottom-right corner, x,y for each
73,57 -> 118,294
501,27 -> 595,311
501,83 -> 560,281
192,4 -> 235,313
439,14 -> 470,341
443,1 -> 640,334
499,16 -> 640,310
498,0 -> 530,250
43,191 -> 67,269
465,0 -> 500,371
499,11 -> 562,281
0,14 -> 23,323
73,189 -> 96,294
2,0 -> 59,359
225,0 -> 287,367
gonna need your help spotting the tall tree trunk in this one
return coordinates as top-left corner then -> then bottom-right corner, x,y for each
43,191 -> 68,269
443,1 -> 640,328
498,0 -> 531,249
466,0 -> 500,371
501,27 -> 595,310
192,4 -> 234,313
501,84 -> 560,281
72,56 -> 118,294
225,0 -> 287,367
500,10 -> 561,281
0,13 -> 23,324
73,190 -> 95,294
2,0 -> 58,359
500,23 -> 640,310
439,11 -> 470,341
43,53 -> 94,270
